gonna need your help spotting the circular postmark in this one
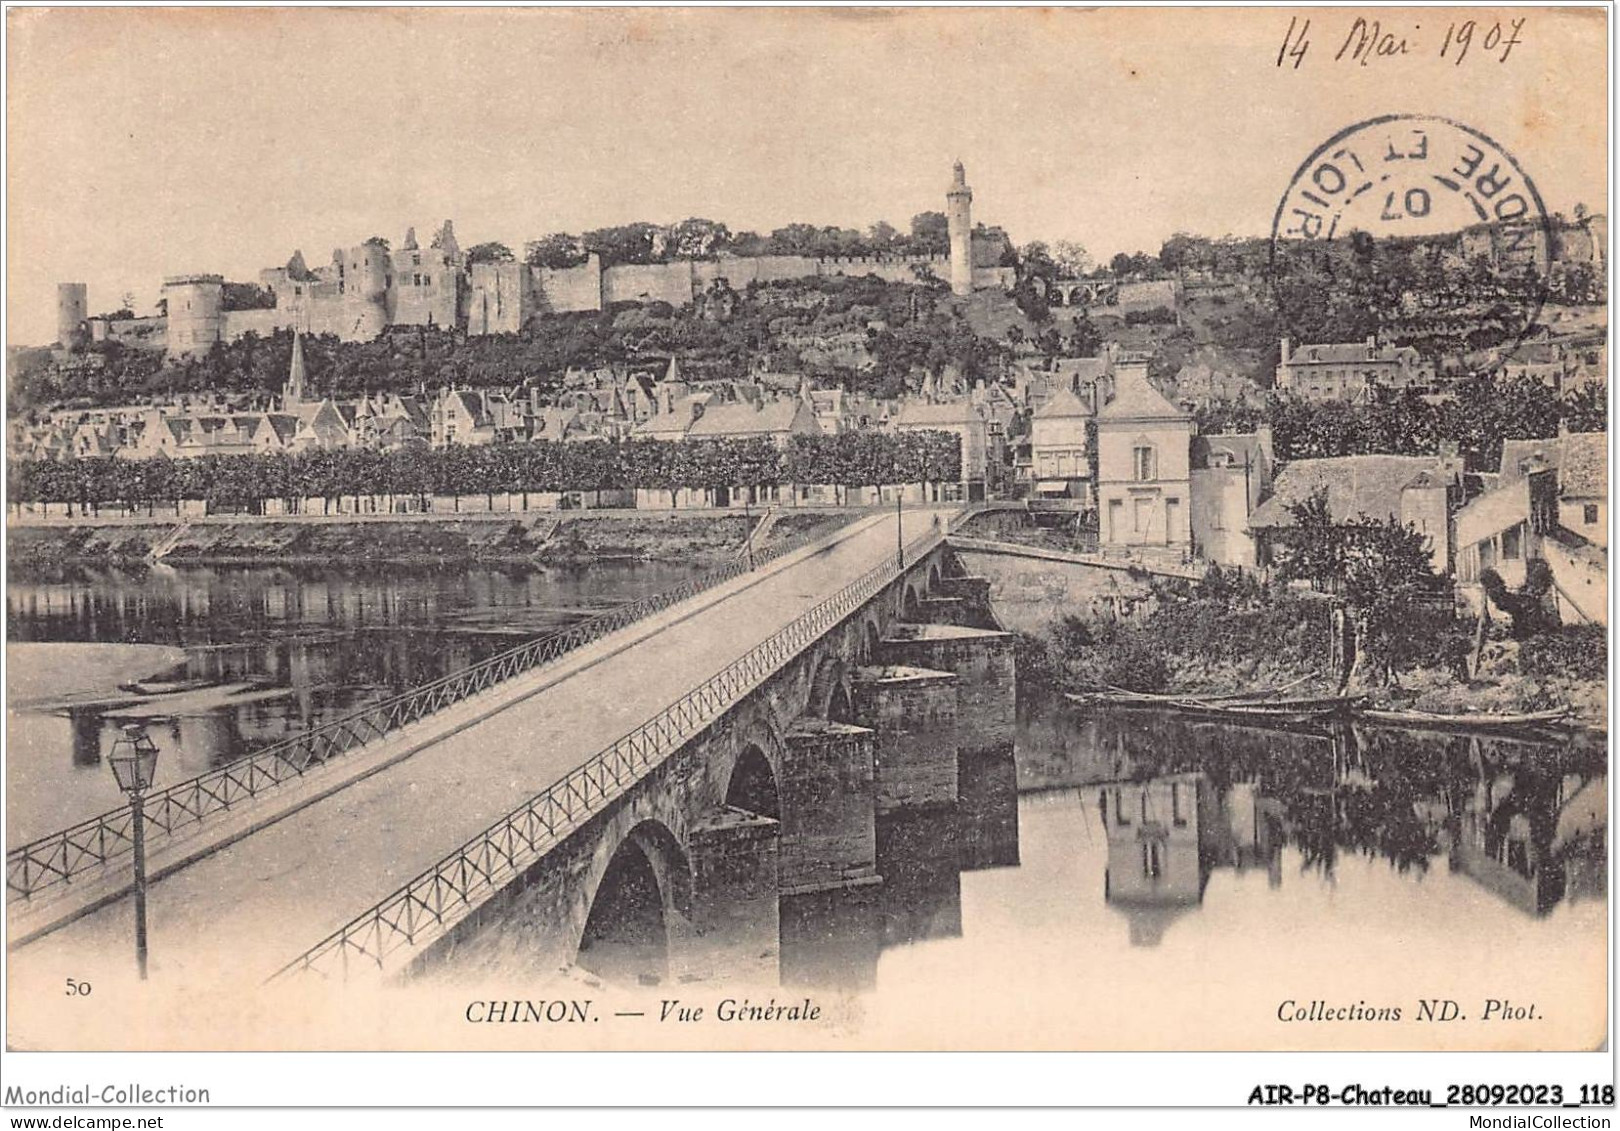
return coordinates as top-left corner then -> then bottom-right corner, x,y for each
1269,114 -> 1552,364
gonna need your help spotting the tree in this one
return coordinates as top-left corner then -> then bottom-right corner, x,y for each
465,242 -> 514,265
526,233 -> 589,269
1049,240 -> 1093,278
908,212 -> 949,255
1562,378 -> 1607,433
363,236 -> 390,252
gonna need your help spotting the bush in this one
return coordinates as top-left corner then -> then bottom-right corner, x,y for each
1519,625 -> 1609,681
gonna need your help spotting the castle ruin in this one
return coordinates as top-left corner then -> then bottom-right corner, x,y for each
71,164 -> 1014,358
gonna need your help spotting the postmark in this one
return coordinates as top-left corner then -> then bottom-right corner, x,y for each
1269,114 -> 1552,360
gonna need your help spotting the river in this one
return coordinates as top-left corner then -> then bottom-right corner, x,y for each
5,562 -> 1608,1048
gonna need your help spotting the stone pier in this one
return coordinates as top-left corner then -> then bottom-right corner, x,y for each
875,623 -> 1016,759
687,808 -> 780,985
780,719 -> 881,895
851,665 -> 960,813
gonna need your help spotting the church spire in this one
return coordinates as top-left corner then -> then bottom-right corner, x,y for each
285,332 -> 308,408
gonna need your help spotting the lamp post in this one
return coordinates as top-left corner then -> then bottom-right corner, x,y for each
743,490 -> 755,571
108,723 -> 160,981
895,490 -> 904,570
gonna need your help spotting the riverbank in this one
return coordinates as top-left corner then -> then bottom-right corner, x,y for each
1016,589 -> 1608,732
5,510 -> 853,570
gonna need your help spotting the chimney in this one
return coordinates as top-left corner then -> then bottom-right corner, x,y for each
1279,337 -> 1291,364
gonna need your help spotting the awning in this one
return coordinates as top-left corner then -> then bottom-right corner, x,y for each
1034,480 -> 1071,494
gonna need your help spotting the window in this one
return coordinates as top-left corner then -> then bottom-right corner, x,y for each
1141,840 -> 1163,879
1171,782 -> 1186,826
1585,504 -> 1599,525
1113,789 -> 1130,827
1502,524 -> 1522,561
1134,497 -> 1150,535
1132,445 -> 1155,481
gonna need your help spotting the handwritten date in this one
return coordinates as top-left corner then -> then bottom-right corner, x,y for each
1277,15 -> 1526,70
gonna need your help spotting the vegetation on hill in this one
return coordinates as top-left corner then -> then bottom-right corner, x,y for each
1196,376 -> 1606,471
9,275 -> 1018,412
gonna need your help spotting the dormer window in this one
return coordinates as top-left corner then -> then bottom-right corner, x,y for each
1132,445 -> 1156,481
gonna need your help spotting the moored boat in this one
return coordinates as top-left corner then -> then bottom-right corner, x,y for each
1356,706 -> 1576,732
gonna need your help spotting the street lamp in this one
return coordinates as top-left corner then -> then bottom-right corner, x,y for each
743,490 -> 755,570
108,723 -> 160,981
895,489 -> 904,570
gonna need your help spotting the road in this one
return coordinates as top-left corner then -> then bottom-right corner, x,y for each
8,507 -> 945,992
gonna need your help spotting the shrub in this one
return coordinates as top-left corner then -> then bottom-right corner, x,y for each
1519,625 -> 1609,681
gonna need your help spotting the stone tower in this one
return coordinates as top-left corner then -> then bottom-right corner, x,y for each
947,160 -> 973,297
56,283 -> 88,347
162,274 -> 225,358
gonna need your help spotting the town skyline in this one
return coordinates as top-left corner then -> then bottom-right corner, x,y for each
8,6 -> 1607,346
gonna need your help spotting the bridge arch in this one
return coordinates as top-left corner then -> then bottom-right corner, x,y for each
725,743 -> 780,819
927,562 -> 942,592
902,583 -> 920,621
863,618 -> 882,662
576,819 -> 690,986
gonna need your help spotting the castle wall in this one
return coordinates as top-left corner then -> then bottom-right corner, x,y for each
602,260 -> 696,308
390,248 -> 461,328
1116,279 -> 1180,313
221,308 -> 287,340
90,316 -> 167,350
467,262 -> 532,335
535,255 -> 604,314
972,265 -> 1016,291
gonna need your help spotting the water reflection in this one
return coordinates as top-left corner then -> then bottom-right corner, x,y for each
1048,708 -> 1609,943
777,707 -> 1605,986
5,560 -> 706,845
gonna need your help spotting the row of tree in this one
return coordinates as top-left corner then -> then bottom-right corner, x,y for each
1197,376 -> 1607,472
7,431 -> 963,509
521,214 -> 1000,269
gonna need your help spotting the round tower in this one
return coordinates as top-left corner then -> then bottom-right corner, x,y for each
56,283 -> 88,348
161,274 -> 224,358
342,244 -> 391,340
947,159 -> 974,297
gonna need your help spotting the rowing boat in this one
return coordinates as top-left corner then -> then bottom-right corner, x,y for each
1356,706 -> 1575,732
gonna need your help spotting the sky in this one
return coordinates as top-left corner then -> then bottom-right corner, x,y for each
6,6 -> 1608,345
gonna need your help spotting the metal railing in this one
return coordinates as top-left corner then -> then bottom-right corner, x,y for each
5,513 -> 865,904
271,522 -> 947,981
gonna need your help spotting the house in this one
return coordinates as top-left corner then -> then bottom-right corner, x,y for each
293,399 -> 358,451
890,399 -> 988,501
1027,386 -> 1092,502
631,391 -> 714,442
1467,433 -> 1610,625
430,389 -> 497,447
1095,364 -> 1194,549
1247,453 -> 1463,574
1455,458 -> 1559,588
1189,428 -> 1274,567
1275,336 -> 1433,403
1501,432 -> 1607,549
686,398 -> 818,449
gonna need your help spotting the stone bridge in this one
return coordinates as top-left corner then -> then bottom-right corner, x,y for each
6,508 -> 1017,1001
416,550 -> 1015,987
1049,277 -> 1118,307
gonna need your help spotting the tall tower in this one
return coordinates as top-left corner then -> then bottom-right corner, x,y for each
56,283 -> 88,348
162,274 -> 225,358
947,160 -> 974,297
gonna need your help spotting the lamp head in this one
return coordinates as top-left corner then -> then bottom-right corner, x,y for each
109,723 -> 160,794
